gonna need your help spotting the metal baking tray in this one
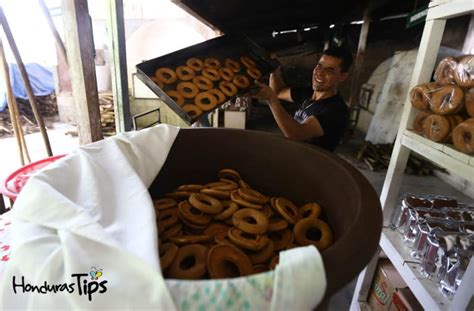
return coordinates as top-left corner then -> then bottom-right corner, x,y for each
136,35 -> 279,125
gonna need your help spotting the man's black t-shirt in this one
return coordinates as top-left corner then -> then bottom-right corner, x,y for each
291,87 -> 350,151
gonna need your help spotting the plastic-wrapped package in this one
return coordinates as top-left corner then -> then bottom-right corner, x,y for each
453,55 -> 474,88
423,114 -> 451,142
412,111 -> 431,134
466,88 -> 474,118
429,85 -> 464,115
434,56 -> 458,85
452,118 -> 474,154
438,234 -> 473,299
409,82 -> 440,111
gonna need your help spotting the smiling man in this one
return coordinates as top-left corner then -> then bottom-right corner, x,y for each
253,47 -> 353,151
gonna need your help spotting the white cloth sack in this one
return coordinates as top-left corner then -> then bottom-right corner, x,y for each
0,124 -> 326,310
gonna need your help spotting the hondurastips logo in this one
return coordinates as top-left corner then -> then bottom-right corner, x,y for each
12,267 -> 108,301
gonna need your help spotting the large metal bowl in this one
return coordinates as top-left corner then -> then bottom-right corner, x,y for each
149,128 -> 382,297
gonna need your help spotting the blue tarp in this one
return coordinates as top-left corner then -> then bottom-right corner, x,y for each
0,63 -> 55,112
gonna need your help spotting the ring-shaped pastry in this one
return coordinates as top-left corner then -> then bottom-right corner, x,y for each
159,242 -> 178,271
219,81 -> 238,97
225,58 -> 241,72
166,90 -> 185,106
227,227 -> 268,251
194,92 -> 219,111
230,190 -> 263,209
219,67 -> 235,81
232,208 -> 269,234
177,184 -> 206,192
204,57 -> 221,69
213,200 -> 239,220
176,65 -> 195,81
169,235 -> 212,246
238,188 -> 269,205
233,74 -> 250,88
153,198 -> 177,211
268,217 -> 288,232
192,75 -> 214,90
208,88 -> 227,104
299,202 -> 322,219
201,188 -> 231,199
268,228 -> 294,251
176,82 -> 199,99
207,244 -> 253,279
155,67 -> 177,84
202,68 -> 221,81
294,218 -> 334,250
247,239 -> 274,265
182,104 -> 203,118
189,193 -> 224,214
275,197 -> 299,224
218,168 -> 241,181
168,244 -> 209,279
247,67 -> 262,80
241,56 -> 256,68
430,85 -> 464,115
186,58 -> 204,71
178,200 -> 211,226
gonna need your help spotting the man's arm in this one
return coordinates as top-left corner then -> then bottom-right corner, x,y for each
252,82 -> 324,141
269,67 -> 293,102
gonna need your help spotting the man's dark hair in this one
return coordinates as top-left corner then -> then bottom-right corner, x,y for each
322,47 -> 353,73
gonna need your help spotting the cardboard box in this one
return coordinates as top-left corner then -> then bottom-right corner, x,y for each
368,259 -> 422,311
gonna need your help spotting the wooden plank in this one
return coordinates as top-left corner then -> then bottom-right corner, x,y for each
442,143 -> 473,165
401,133 -> 474,181
37,0 -> 68,65
0,7 -> 53,156
427,0 -> 474,20
62,0 -> 103,144
348,8 -> 370,109
106,0 -> 131,132
349,250 -> 380,309
0,38 -> 27,165
450,258 -> 474,310
380,19 -> 446,226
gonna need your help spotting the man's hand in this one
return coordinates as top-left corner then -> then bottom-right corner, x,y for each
246,81 -> 279,105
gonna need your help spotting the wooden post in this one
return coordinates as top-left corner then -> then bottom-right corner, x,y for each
62,0 -> 103,144
37,0 -> 68,66
0,38 -> 27,165
348,8 -> 371,109
106,0 -> 131,132
0,7 -> 53,156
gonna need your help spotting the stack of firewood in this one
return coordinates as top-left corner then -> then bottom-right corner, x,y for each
99,91 -> 116,137
357,142 -> 446,175
0,93 -> 58,137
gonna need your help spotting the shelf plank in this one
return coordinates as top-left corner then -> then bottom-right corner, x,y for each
401,131 -> 474,181
427,0 -> 474,20
380,228 -> 451,311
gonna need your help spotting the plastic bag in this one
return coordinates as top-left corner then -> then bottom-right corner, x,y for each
434,56 -> 458,85
452,118 -> 474,154
454,55 -> 474,88
409,82 -> 440,111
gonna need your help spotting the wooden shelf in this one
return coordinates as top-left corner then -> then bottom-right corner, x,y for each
380,228 -> 452,311
350,1 -> 474,310
401,131 -> 474,181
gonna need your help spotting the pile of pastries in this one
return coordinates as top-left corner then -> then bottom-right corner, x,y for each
410,55 -> 474,154
153,168 -> 333,280
150,56 -> 262,119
